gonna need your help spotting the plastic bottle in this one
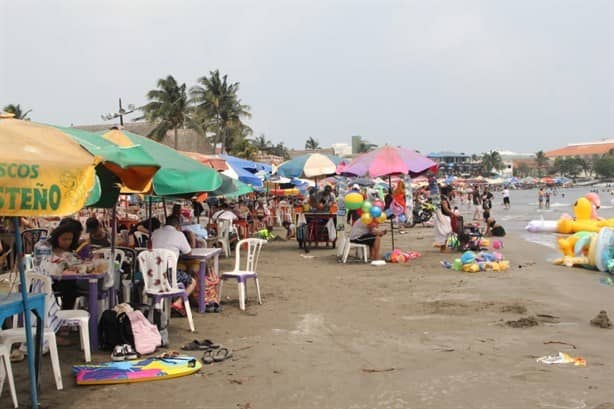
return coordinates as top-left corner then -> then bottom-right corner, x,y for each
33,232 -> 52,269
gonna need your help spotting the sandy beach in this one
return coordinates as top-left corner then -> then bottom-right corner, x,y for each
3,205 -> 613,409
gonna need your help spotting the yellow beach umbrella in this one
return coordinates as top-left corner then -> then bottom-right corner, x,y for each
0,117 -> 99,216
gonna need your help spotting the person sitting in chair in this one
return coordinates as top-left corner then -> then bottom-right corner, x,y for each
150,216 -> 197,317
349,218 -> 386,260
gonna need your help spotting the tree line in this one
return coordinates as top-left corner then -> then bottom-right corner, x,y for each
139,72 -> 289,160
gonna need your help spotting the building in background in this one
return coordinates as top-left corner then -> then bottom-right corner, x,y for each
545,139 -> 614,160
330,143 -> 353,157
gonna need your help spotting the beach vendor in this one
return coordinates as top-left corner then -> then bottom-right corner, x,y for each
349,218 -> 386,260
151,216 -> 197,317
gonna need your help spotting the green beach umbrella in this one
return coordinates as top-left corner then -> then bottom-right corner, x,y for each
211,173 -> 254,198
98,129 -> 223,196
57,126 -> 161,208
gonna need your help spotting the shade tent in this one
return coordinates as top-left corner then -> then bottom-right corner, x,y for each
222,163 -> 263,187
220,154 -> 271,173
98,129 -> 222,196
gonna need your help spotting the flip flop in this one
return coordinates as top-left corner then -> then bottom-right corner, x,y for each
213,347 -> 233,362
182,339 -> 220,351
201,349 -> 215,364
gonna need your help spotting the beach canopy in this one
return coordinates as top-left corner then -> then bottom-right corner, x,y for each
340,145 -> 437,178
98,129 -> 222,196
277,153 -> 343,178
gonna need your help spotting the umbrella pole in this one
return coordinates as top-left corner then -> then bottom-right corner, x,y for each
110,204 -> 117,307
14,217 -> 40,408
148,197 -> 153,250
389,175 -> 395,249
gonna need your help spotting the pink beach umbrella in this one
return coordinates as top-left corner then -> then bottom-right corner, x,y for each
340,145 -> 437,178
339,145 -> 438,248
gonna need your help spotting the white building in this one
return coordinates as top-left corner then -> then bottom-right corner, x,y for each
330,143 -> 353,157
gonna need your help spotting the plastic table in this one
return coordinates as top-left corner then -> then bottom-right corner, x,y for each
50,272 -> 105,352
180,248 -> 222,313
0,292 -> 45,408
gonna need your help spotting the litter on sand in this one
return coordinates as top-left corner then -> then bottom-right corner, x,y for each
536,352 -> 586,366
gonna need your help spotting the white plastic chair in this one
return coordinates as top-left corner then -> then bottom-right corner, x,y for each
133,231 -> 149,248
215,219 -> 233,257
0,273 -> 63,390
219,238 -> 266,311
138,249 -> 195,332
340,231 -> 369,263
0,344 -> 17,408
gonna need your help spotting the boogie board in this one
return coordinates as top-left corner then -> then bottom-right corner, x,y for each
73,355 -> 201,385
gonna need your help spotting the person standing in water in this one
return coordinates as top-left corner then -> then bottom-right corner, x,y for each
545,189 -> 551,209
538,187 -> 544,209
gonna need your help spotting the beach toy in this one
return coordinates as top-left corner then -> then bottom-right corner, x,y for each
553,227 -> 614,272
376,213 -> 387,224
399,214 -> 407,223
452,258 -> 462,271
370,206 -> 382,218
527,196 -> 614,234
360,212 -> 373,225
361,200 -> 372,213
492,239 -> 503,250
479,239 -> 490,248
373,199 -> 384,209
383,251 -> 392,262
460,251 -> 476,265
344,192 -> 364,210
585,192 -> 601,220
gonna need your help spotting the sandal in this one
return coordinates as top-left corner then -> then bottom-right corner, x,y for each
182,339 -> 219,351
201,349 -> 215,364
213,347 -> 233,362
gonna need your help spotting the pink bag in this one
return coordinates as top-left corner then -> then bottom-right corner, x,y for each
126,311 -> 161,355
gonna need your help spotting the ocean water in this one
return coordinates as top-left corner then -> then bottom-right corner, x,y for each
452,187 -> 614,250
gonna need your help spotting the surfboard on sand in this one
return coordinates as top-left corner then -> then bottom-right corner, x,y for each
73,356 -> 201,385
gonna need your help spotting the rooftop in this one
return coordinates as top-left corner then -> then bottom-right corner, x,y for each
545,140 -> 614,158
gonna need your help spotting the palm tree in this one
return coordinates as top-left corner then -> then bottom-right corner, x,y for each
480,150 -> 504,175
253,134 -> 272,153
190,70 -> 252,154
305,137 -> 321,150
3,104 -> 31,120
140,75 -> 190,150
534,150 -> 549,178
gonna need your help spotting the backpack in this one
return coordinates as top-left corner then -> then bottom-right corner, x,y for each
98,310 -> 134,351
126,310 -> 161,355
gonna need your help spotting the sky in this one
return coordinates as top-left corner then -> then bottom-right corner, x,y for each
1,0 -> 613,155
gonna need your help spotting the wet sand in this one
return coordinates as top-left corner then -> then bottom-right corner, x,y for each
3,200 -> 614,409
